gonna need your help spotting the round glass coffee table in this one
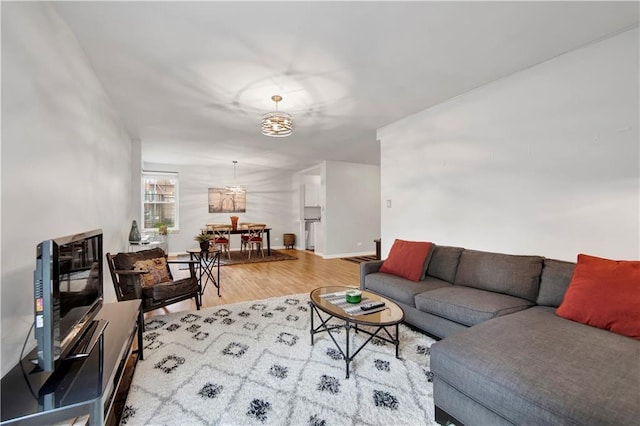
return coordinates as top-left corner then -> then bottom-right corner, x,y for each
309,286 -> 405,378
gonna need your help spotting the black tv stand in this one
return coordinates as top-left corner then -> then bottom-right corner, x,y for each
65,319 -> 109,361
1,301 -> 143,426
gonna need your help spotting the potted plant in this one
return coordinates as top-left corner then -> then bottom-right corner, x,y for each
154,220 -> 171,237
195,233 -> 212,251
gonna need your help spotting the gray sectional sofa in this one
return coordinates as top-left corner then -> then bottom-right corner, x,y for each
360,245 -> 640,425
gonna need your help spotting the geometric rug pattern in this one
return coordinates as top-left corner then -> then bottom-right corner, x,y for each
121,293 -> 438,425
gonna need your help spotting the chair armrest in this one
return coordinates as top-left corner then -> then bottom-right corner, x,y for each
166,259 -> 199,279
166,260 -> 199,265
113,269 -> 148,275
360,260 -> 384,290
111,269 -> 145,299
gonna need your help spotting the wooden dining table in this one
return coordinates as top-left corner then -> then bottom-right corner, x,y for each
207,227 -> 272,255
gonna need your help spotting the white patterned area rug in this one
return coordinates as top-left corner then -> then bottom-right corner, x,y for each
121,293 -> 438,425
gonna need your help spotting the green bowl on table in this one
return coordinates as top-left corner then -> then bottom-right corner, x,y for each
345,290 -> 362,304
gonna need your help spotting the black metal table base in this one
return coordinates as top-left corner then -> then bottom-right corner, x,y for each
189,250 -> 221,301
309,302 -> 400,378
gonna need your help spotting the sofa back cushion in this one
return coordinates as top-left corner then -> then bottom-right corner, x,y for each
426,245 -> 464,283
113,247 -> 167,270
454,250 -> 544,302
536,258 -> 575,307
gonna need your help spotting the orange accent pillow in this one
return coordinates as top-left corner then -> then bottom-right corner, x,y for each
556,254 -> 640,339
133,257 -> 171,287
379,239 -> 434,282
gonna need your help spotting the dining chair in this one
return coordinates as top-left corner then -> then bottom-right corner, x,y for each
245,223 -> 266,258
205,223 -> 225,234
238,222 -> 252,254
211,224 -> 232,259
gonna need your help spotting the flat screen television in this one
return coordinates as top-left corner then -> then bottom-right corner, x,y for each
34,229 -> 103,372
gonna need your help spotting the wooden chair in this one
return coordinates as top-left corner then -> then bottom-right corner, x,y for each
244,223 -> 266,258
205,223 -> 225,232
238,222 -> 252,254
106,248 -> 200,314
211,224 -> 232,259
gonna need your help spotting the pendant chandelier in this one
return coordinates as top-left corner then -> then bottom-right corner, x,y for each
261,95 -> 293,137
225,161 -> 244,194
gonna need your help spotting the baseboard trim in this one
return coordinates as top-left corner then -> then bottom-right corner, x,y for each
322,251 -> 376,259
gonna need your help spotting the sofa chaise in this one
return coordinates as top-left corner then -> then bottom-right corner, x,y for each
360,244 -> 639,425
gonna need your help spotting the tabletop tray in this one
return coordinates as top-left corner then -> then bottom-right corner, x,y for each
319,291 -> 386,316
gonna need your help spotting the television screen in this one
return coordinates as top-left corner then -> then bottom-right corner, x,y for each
35,229 -> 103,371
58,235 -> 102,347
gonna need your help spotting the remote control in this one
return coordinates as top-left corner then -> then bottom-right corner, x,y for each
360,301 -> 386,311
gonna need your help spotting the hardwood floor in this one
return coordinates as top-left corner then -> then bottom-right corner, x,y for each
144,249 -> 360,320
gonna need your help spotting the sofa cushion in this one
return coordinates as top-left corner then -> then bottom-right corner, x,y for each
426,245 -> 464,282
364,273 -> 451,307
142,276 -> 199,301
415,286 -> 533,326
454,249 -> 543,302
431,307 -> 640,425
556,254 -> 640,339
379,239 -> 434,281
536,258 -> 575,307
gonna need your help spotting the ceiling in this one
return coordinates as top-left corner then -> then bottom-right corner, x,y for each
53,1 -> 639,172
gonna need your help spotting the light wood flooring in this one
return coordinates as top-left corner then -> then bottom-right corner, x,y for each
144,249 -> 360,320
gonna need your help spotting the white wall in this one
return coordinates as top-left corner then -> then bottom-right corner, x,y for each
379,28 -> 639,261
323,161 -> 381,258
143,162 -> 296,253
1,3 -> 133,376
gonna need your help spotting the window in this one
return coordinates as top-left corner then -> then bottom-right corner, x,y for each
142,171 -> 178,231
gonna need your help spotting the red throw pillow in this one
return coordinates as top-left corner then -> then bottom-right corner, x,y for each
379,239 -> 434,282
556,253 -> 640,339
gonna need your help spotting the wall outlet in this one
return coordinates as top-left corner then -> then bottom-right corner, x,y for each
386,200 -> 392,208
357,242 -> 362,246
274,237 -> 280,241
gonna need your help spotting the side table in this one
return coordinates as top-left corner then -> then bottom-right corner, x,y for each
283,233 -> 296,249
128,239 -> 168,254
187,248 -> 221,300
374,238 -> 381,260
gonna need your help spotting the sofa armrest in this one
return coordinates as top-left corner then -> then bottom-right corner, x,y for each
360,260 -> 384,289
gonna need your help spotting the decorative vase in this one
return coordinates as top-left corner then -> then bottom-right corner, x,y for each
128,220 -> 141,243
200,240 -> 210,251
230,216 -> 239,231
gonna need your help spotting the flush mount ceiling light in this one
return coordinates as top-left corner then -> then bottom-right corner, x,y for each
261,95 -> 293,137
